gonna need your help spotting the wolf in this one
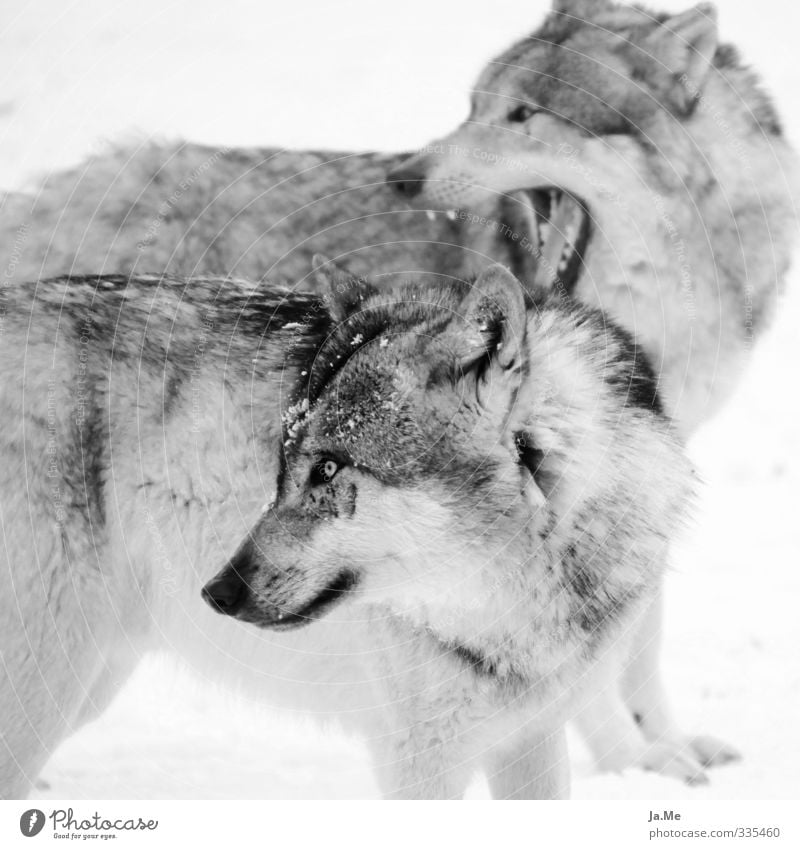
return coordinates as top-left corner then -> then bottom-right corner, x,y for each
389,0 -> 797,434
0,260 -> 692,799
387,0 -> 798,778
0,0 -> 782,785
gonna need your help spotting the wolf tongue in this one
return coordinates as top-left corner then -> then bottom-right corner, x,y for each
533,193 -> 578,291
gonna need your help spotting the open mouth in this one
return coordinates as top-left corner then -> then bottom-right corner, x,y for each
256,570 -> 360,632
516,188 -> 592,294
422,189 -> 591,294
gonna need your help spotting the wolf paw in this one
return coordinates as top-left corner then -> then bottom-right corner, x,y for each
638,741 -> 709,786
687,734 -> 741,769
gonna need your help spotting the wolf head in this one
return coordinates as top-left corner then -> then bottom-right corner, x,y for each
203,257 -> 691,683
386,0 -> 796,437
202,258 -> 548,631
387,1 -> 783,294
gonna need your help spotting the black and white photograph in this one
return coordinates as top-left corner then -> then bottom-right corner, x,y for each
0,0 -> 798,840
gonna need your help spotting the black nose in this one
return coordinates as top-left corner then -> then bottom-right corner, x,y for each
387,163 -> 426,198
202,568 -> 246,616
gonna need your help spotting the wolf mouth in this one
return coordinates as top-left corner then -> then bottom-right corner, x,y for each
258,570 -> 360,631
516,188 -> 592,294
423,188 -> 591,294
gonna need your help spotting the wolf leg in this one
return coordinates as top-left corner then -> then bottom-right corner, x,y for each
0,553 -> 134,799
574,674 -> 709,785
28,649 -> 142,795
367,724 -> 475,800
73,649 -> 140,727
485,726 -> 570,799
574,678 -> 651,773
0,614 -> 98,797
361,620 -> 476,799
621,587 -> 740,770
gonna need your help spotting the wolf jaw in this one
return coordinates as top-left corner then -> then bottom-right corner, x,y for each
420,188 -> 591,294
514,189 -> 592,292
242,569 -> 361,631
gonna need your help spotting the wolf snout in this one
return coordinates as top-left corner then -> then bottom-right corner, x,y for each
202,566 -> 247,616
387,161 -> 427,198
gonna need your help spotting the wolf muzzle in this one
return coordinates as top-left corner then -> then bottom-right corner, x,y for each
202,565 -> 247,616
387,160 -> 426,198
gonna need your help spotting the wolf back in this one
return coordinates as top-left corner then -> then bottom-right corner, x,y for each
0,145 -> 538,291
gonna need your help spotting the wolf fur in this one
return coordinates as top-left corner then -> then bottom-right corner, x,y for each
1,0 -> 785,785
386,0 -> 797,778
0,144 -> 537,288
389,0 -> 797,436
201,260 -> 693,798
0,263 -> 691,799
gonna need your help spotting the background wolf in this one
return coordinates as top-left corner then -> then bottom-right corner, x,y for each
0,263 -> 691,798
390,0 -> 797,436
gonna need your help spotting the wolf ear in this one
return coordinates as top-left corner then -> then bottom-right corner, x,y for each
458,264 -> 527,372
311,254 -> 377,323
642,3 -> 718,112
552,0 -> 612,19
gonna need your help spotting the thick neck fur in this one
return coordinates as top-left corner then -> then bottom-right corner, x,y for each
592,75 -> 795,431
355,286 -> 690,700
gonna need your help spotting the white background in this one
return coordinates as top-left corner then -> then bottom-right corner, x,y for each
0,0 -> 798,799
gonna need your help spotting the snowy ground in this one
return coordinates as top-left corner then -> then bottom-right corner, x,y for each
1,0 -> 798,799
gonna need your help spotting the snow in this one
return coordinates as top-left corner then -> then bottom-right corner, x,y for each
1,0 -> 798,799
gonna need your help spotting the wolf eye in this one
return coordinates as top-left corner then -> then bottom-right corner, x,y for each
507,104 -> 537,123
310,457 -> 341,486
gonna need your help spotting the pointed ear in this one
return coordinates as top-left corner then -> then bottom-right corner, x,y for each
552,0 -> 611,19
459,264 -> 527,371
311,254 -> 377,323
643,3 -> 718,111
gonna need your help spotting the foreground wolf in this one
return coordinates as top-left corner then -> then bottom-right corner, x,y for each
0,0 -> 788,783
0,262 -> 691,798
386,0 -> 797,776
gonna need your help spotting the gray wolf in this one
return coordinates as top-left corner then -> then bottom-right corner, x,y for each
389,0 -> 797,435
387,0 -> 797,778
0,261 -> 691,799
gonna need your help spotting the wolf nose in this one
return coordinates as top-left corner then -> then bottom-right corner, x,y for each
202,569 -> 245,616
387,163 -> 426,198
